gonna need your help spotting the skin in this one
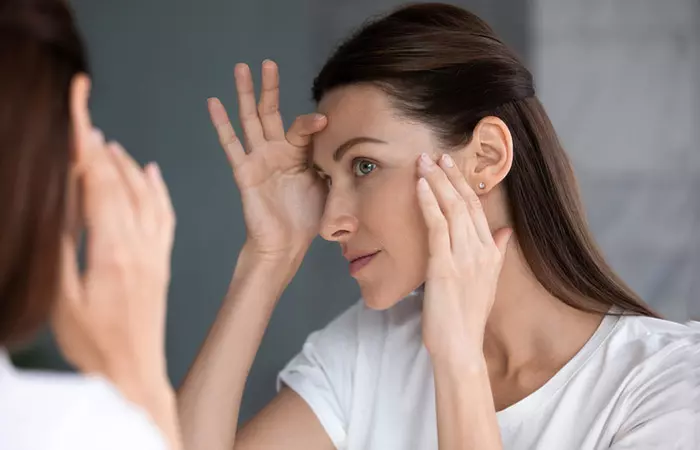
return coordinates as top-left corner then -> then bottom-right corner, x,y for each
50,74 -> 182,450
177,61 -> 605,449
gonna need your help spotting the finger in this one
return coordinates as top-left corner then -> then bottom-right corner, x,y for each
106,141 -> 152,215
81,135 -> 134,240
257,60 -> 285,141
417,177 -> 451,259
438,153 -> 493,246
208,97 -> 246,169
145,162 -> 176,243
235,63 -> 265,148
73,128 -> 104,176
418,153 -> 473,252
286,113 -> 327,148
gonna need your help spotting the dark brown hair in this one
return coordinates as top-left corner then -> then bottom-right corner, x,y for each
313,3 -> 658,317
0,0 -> 89,345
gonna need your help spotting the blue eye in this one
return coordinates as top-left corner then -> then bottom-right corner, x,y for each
353,159 -> 376,177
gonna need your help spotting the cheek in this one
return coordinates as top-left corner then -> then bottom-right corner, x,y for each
361,171 -> 426,240
356,172 -> 430,308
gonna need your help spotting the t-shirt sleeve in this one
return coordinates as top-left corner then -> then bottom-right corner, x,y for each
277,301 -> 362,448
54,377 -> 169,450
609,331 -> 700,449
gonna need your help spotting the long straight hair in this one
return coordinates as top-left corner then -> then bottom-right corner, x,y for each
0,0 -> 89,345
312,3 -> 658,318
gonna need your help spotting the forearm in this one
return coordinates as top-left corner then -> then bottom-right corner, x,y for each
432,350 -> 502,450
177,244 -> 303,450
111,369 -> 182,450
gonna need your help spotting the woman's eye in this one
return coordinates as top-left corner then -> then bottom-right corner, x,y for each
353,159 -> 377,177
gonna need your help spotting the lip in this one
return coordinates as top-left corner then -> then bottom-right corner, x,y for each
346,250 -> 380,276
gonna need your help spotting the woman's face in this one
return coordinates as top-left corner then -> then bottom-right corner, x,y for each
312,84 -> 440,310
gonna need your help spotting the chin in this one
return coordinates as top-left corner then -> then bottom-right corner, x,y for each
358,279 -> 423,311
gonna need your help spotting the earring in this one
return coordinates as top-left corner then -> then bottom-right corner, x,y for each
478,182 -> 486,189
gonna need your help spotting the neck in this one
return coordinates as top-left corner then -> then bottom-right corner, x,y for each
482,240 -> 604,378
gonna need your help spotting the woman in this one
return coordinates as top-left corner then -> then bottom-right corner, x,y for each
0,1 -> 181,448
179,3 -> 700,450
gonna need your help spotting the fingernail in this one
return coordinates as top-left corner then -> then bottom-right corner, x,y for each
92,128 -> 104,146
313,113 -> 326,121
147,162 -> 161,179
441,153 -> 454,168
420,153 -> 434,171
418,177 -> 429,192
107,142 -> 119,154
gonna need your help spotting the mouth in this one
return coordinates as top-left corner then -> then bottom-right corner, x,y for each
347,251 -> 380,276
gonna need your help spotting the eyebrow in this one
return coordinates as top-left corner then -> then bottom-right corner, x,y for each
313,136 -> 388,172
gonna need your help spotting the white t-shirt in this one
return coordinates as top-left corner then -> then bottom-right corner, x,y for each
0,349 -> 167,450
278,292 -> 700,449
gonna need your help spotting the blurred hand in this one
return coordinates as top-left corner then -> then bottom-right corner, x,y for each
208,60 -> 327,261
53,128 -> 176,396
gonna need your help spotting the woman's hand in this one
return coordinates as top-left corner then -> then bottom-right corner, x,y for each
53,127 -> 180,448
208,60 -> 328,261
416,152 -> 512,362
54,129 -> 175,388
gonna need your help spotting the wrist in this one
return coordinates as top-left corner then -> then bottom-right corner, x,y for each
240,240 -> 307,268
428,338 -> 486,373
236,241 -> 306,283
108,365 -> 174,410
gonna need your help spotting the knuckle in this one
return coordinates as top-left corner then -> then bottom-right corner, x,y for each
430,230 -> 449,247
104,247 -> 132,275
467,195 -> 482,210
446,196 -> 465,213
427,214 -> 447,230
264,102 -> 279,115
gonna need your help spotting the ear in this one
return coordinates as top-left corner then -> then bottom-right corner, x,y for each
69,73 -> 93,164
460,116 -> 513,194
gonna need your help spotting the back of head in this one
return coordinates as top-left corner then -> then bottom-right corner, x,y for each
313,3 -> 657,317
0,0 -> 88,345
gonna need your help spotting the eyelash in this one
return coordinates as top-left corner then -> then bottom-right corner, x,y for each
319,158 -> 378,187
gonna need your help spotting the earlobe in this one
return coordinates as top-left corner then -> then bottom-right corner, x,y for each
69,73 -> 92,163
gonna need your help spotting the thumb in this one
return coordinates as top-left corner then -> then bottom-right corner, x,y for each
285,113 -> 327,147
493,227 -> 514,258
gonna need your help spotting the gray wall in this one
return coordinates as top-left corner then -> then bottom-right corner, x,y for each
62,0 -> 528,422
532,0 -> 700,321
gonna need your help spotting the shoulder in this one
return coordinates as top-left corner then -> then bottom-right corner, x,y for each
0,369 -> 166,450
604,317 -> 700,447
606,315 -> 700,414
611,314 -> 700,362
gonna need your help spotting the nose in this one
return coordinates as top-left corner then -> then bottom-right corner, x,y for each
319,188 -> 359,243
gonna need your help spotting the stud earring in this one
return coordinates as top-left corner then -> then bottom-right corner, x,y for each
478,182 -> 486,189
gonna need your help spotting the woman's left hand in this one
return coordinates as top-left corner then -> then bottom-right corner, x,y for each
416,152 -> 513,363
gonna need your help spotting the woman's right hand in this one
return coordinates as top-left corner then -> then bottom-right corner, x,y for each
208,60 -> 328,261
